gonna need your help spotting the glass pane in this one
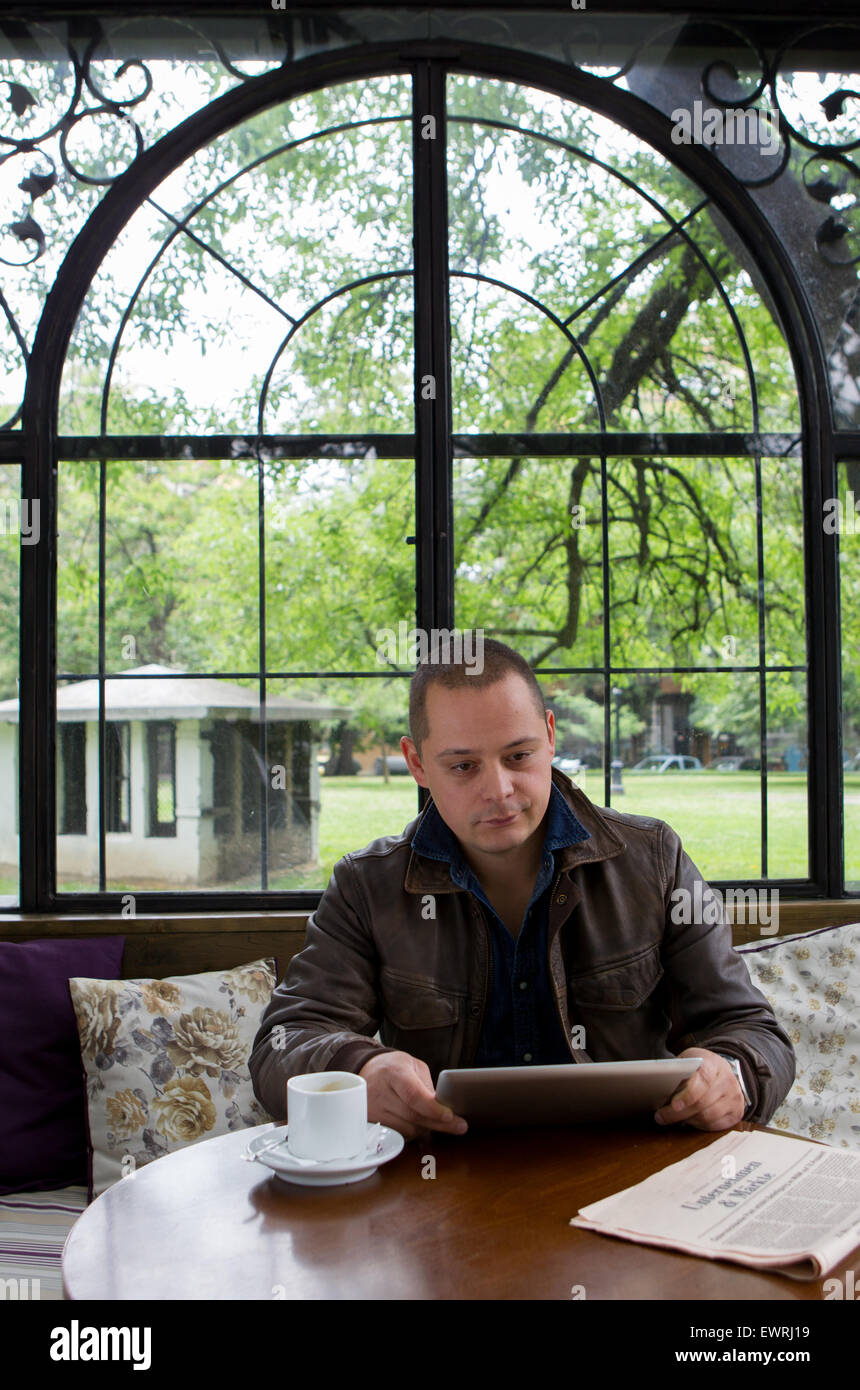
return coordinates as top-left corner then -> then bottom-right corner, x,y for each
56,692 -> 92,893
446,75 -> 799,436
762,454 -> 807,664
58,457 -> 260,676
54,673 -> 417,894
607,455 -> 760,669
612,673 -> 763,880
252,674 -> 415,892
265,454 -> 415,673
58,453 -> 418,683
453,454 -> 604,667
0,467 -> 21,906
443,21 -> 860,434
58,78 -> 414,436
538,674 -> 605,795
454,451 -> 809,687
0,25 -> 290,430
57,460 -> 99,676
766,671 -> 809,881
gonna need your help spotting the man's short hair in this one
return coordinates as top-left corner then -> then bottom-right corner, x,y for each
408,637 -> 547,751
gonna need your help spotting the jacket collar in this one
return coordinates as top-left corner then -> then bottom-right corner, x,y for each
402,766 -> 627,894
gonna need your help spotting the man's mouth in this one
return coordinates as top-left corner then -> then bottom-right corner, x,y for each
481,810 -> 523,826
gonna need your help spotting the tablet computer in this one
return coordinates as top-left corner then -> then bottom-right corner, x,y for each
435,1058 -> 701,1126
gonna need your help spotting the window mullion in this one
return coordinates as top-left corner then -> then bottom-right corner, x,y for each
412,59 -> 454,636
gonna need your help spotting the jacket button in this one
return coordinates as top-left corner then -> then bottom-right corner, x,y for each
469,1004 -> 480,1017
556,893 -> 567,904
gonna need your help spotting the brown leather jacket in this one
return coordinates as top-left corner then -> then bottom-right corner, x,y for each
249,769 -> 795,1123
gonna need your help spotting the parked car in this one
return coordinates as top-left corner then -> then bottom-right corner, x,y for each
631,755 -> 703,773
706,756 -> 788,772
707,756 -> 761,772
373,754 -> 410,775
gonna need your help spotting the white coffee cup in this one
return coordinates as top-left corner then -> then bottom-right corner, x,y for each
286,1072 -> 368,1161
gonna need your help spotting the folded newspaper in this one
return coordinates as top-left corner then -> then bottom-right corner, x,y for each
570,1130 -> 860,1280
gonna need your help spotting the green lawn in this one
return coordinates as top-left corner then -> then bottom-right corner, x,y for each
6,771 -> 860,896
606,771 -> 810,879
233,769 -> 860,889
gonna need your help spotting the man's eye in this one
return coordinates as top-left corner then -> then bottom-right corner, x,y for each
450,762 -> 473,773
509,751 -> 533,762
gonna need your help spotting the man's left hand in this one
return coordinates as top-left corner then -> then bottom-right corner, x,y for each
654,1047 -> 746,1131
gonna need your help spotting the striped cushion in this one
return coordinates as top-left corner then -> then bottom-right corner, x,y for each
0,1186 -> 88,1300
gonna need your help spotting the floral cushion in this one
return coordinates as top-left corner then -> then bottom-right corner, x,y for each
738,923 -> 860,1148
68,958 -> 278,1198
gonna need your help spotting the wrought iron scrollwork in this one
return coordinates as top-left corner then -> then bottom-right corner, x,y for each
0,14 -> 292,429
1,9 -> 859,439
450,13 -> 860,264
691,22 -> 860,263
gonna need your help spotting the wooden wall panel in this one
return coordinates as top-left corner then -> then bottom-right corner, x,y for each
0,902 -> 858,975
729,901 -> 860,945
0,914 -> 310,980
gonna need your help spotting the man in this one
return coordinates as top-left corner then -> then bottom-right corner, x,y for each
249,639 -> 795,1140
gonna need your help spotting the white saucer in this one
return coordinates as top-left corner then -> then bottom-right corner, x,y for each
245,1123 -> 405,1186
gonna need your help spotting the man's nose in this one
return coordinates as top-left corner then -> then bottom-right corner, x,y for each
480,761 -> 515,801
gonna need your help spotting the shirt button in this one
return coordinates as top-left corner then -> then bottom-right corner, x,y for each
518,980 -> 528,990
523,1052 -> 533,1062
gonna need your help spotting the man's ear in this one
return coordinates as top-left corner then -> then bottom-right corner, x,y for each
400,734 -> 429,787
546,708 -> 556,754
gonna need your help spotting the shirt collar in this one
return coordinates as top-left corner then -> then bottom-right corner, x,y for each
411,781 -> 591,874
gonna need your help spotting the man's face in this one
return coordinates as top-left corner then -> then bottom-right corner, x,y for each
401,672 -> 555,868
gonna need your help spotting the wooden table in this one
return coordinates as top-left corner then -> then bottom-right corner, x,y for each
62,1120 -> 857,1300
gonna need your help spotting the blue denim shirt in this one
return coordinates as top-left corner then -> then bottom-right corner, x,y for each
411,784 -> 591,1066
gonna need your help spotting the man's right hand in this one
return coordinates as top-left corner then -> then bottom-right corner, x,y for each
359,1051 -> 468,1141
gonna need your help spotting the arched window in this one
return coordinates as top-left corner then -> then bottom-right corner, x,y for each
1,5 -> 858,911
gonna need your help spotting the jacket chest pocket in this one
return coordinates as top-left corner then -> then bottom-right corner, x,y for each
379,967 -> 463,1030
568,943 -> 664,1011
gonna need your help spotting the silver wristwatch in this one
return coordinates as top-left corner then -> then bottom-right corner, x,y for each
718,1055 -> 750,1111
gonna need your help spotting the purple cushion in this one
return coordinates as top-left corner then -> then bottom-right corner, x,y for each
0,936 -> 125,1195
